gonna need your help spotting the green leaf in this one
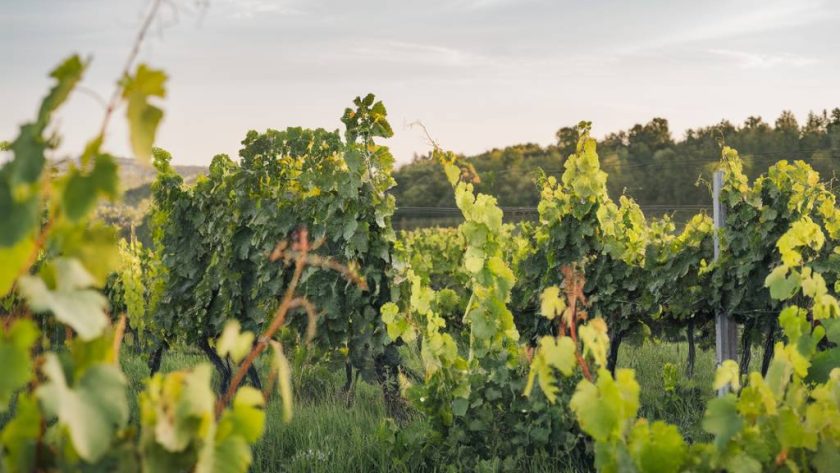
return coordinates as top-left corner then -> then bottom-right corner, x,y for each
7,124 -> 47,188
702,394 -> 743,451
808,348 -> 840,384
61,152 -> 119,221
539,336 -> 577,376
723,451 -> 762,473
0,178 -> 39,247
222,387 -> 266,443
469,307 -> 496,340
0,319 -> 39,411
570,368 -> 639,443
814,442 -> 840,473
203,385 -> 266,473
778,305 -> 810,344
524,335 -> 577,403
0,394 -> 41,473
822,318 -> 840,345
381,302 -> 414,343
452,398 -> 469,417
9,55 -> 86,186
776,406 -> 814,450
141,364 -> 216,454
122,64 -> 167,163
198,435 -> 251,473
628,420 -> 687,473
36,354 -> 128,462
50,222 -> 119,286
17,258 -> 110,340
764,266 -> 800,300
38,55 -> 87,125
0,233 -> 35,296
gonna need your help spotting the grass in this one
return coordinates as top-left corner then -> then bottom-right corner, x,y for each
120,348 -> 403,472
118,339 -> 746,472
619,340 -> 766,442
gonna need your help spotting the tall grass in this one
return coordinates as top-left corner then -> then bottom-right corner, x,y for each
120,340 -> 736,472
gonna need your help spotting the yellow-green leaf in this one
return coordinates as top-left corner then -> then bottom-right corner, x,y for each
539,286 -> 566,320
122,64 -> 167,164
17,258 -> 109,340
713,359 -> 741,392
216,321 -> 255,364
270,341 -> 293,423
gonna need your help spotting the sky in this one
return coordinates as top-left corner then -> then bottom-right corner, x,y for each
2,0 -> 840,166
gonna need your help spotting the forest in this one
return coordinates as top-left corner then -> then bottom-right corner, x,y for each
392,111 -> 840,227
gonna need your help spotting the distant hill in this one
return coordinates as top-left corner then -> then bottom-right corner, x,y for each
113,157 -> 205,191
97,158 -> 206,245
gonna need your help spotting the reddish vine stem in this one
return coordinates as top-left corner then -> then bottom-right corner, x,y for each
98,0 -> 163,140
215,231 -> 311,416
561,265 -> 593,382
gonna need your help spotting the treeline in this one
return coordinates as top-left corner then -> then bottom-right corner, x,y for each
392,109 -> 840,225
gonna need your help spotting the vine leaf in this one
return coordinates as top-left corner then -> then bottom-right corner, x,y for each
154,365 -> 215,452
570,368 -> 640,443
220,387 -> 266,443
61,152 -> 119,221
0,320 -> 39,411
0,235 -> 35,296
822,319 -> 840,345
36,354 -> 128,462
0,180 -> 39,247
702,394 -> 743,451
764,266 -> 800,301
713,359 -> 741,392
1,56 -> 85,245
580,318 -> 610,369
539,286 -> 566,320
776,217 -> 824,267
217,321 -> 255,364
198,387 -> 266,473
54,222 -> 120,286
17,258 -> 110,340
524,335 -> 576,402
270,340 -> 294,422
807,348 -> 840,384
122,64 -> 167,164
628,420 -> 687,473
0,394 -> 41,472
463,246 -> 485,274
9,55 -> 86,186
381,302 -> 415,342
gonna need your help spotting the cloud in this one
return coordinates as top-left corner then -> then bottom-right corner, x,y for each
708,49 -> 819,69
220,0 -> 306,19
462,0 -> 512,8
454,0 -> 522,9
677,0 -> 830,42
350,41 -> 488,67
620,0 -> 837,54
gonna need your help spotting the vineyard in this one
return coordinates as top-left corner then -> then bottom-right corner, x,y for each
3,6 -> 840,473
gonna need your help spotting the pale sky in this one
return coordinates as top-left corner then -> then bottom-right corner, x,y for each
2,0 -> 839,166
